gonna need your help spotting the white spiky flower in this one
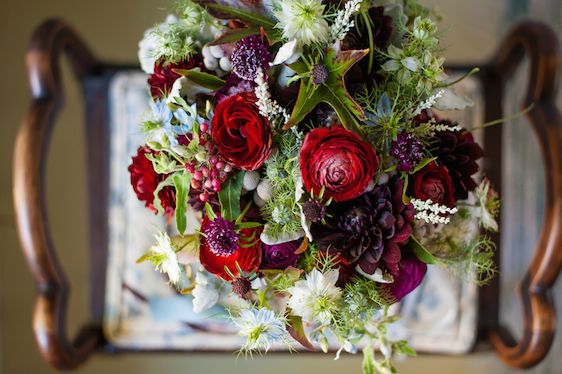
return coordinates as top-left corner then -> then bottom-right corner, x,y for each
144,231 -> 182,285
287,269 -> 342,325
473,179 -> 499,232
233,308 -> 288,353
274,0 -> 330,46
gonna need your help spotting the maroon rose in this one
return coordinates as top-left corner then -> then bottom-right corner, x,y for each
300,126 -> 379,202
411,162 -> 456,207
385,256 -> 427,302
211,93 -> 272,171
148,56 -> 203,99
260,240 -> 301,270
128,147 -> 175,218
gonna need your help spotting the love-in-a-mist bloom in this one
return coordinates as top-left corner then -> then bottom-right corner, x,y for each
274,0 -> 330,45
233,308 -> 288,352
144,231 -> 182,285
287,269 -> 342,325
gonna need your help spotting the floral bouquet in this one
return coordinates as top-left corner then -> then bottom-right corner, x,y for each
129,0 -> 500,371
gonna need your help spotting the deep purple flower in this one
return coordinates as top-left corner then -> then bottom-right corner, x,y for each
214,73 -> 254,102
432,120 -> 484,200
386,257 -> 427,302
202,217 -> 239,256
231,35 -> 271,81
390,131 -> 425,173
260,240 -> 301,270
315,177 -> 414,277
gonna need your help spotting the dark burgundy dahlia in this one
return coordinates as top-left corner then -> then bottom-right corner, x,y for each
432,121 -> 484,200
148,56 -> 203,99
316,177 -> 414,276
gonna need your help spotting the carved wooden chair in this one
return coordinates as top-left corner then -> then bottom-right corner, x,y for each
13,18 -> 562,370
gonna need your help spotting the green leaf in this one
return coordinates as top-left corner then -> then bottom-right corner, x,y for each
208,26 -> 261,45
218,170 -> 245,221
283,49 -> 368,130
410,236 -> 438,264
362,343 -> 376,374
236,221 -> 263,229
412,157 -> 437,174
153,175 -> 175,215
173,171 -> 192,236
204,202 -> 217,221
206,3 -> 276,27
173,69 -> 226,90
286,314 -> 315,351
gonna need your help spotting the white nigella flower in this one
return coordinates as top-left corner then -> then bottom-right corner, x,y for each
474,179 -> 499,232
287,269 -> 342,325
144,231 -> 182,286
274,0 -> 330,46
233,308 -> 288,352
192,269 -> 225,313
412,16 -> 437,41
381,45 -> 421,84
138,15 -> 178,74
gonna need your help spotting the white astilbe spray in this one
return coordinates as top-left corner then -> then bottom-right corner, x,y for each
416,118 -> 462,137
330,0 -> 363,43
411,198 -> 458,225
413,89 -> 444,116
254,68 -> 289,123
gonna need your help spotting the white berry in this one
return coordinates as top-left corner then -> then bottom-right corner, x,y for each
209,45 -> 224,59
203,57 -> 218,70
243,171 -> 260,191
256,180 -> 273,201
219,57 -> 232,72
253,191 -> 266,208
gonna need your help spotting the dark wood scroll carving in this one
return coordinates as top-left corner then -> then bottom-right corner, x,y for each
482,21 -> 562,369
13,19 -> 104,369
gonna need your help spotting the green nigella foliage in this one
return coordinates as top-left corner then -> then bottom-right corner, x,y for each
260,131 -> 303,240
152,22 -> 197,65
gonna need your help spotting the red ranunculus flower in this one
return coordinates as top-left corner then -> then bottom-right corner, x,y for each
128,147 -> 175,218
148,56 -> 203,99
199,216 -> 262,281
411,161 -> 455,207
300,126 -> 379,202
211,93 -> 272,171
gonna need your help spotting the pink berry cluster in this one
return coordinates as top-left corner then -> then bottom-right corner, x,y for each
185,121 -> 233,203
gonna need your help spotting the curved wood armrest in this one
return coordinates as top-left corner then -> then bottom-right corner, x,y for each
13,19 -> 104,370
486,21 -> 562,368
